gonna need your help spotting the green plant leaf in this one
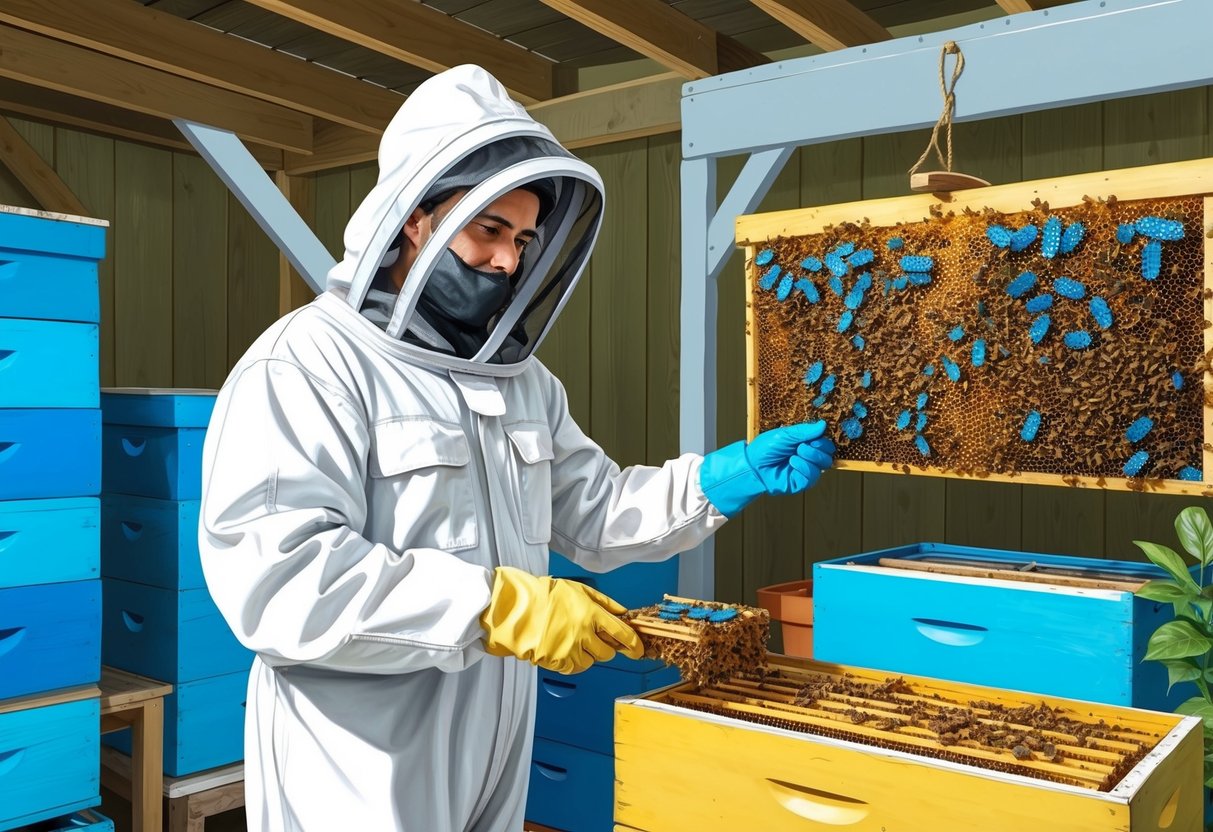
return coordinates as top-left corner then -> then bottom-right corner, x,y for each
1136,579 -> 1193,603
1162,658 -> 1203,692
1177,695 -> 1213,720
1194,597 -> 1213,620
1135,541 -> 1200,592
1177,507 -> 1213,567
1146,621 -> 1213,661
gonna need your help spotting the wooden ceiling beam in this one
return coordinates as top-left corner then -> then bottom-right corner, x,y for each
0,24 -> 312,154
282,73 -> 686,175
995,0 -> 1073,12
537,0 -> 767,79
241,0 -> 554,104
747,0 -> 891,51
0,115 -> 87,215
0,78 -> 284,170
0,0 -> 400,134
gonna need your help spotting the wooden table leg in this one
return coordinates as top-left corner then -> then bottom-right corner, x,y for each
131,697 -> 165,832
168,795 -> 202,832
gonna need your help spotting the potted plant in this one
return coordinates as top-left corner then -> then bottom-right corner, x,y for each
756,579 -> 813,657
1133,505 -> 1213,828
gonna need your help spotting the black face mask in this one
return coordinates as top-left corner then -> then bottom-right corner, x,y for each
413,247 -> 514,358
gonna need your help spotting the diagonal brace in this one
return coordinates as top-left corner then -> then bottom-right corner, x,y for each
707,146 -> 794,279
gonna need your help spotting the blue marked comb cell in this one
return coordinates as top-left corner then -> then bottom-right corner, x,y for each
851,335 -> 865,350
1124,450 -> 1150,478
659,602 -> 689,613
1020,410 -> 1041,442
841,417 -> 863,440
708,608 -> 739,623
658,611 -> 683,621
860,371 -> 872,388
896,410 -> 911,430
844,285 -> 866,310
853,401 -> 868,419
776,275 -> 793,301
1089,297 -> 1113,330
971,339 -> 987,367
915,412 -> 928,432
801,256 -> 822,272
1135,216 -> 1184,241
1005,270 -> 1037,299
1053,277 -> 1086,300
916,392 -> 929,410
1141,240 -> 1162,280
914,435 -> 931,456
892,275 -> 908,291
825,252 -> 848,278
906,272 -> 932,286
1172,370 -> 1184,390
1041,216 -> 1063,259
1179,466 -> 1203,482
755,249 -> 774,266
1025,294 -> 1053,313
820,374 -> 836,396
759,265 -> 781,290
687,607 -> 712,620
1009,224 -> 1038,253
832,242 -> 856,257
795,278 -> 820,303
986,225 -> 1011,248
1059,222 -> 1085,254
1116,223 -> 1136,244
887,237 -> 904,250
941,356 -> 960,383
899,255 -> 933,272
804,361 -> 823,386
828,275 -> 844,297
1126,416 -> 1154,444
854,272 -> 873,292
848,248 -> 875,268
836,311 -> 854,332
947,325 -> 964,342
922,363 -> 935,377
1063,331 -> 1092,350
1028,314 -> 1050,345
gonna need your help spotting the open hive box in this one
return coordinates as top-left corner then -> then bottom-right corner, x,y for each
614,655 -> 1201,831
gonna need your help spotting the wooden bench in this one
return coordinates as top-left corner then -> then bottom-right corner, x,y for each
101,746 -> 244,832
99,667 -> 172,832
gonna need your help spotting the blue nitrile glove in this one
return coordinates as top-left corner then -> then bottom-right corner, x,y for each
699,421 -> 836,518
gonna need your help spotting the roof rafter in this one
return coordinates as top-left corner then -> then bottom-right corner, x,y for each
0,24 -> 312,154
0,115 -> 87,215
0,0 -> 401,134
537,0 -> 768,79
995,0 -> 1074,12
241,0 -> 555,103
747,0 -> 891,51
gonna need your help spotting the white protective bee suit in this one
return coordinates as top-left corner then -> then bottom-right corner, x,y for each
198,65 -> 729,831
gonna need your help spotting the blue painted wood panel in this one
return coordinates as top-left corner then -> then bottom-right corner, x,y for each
101,578 -> 251,683
0,209 -> 106,260
813,544 -> 1182,711
526,738 -> 613,832
100,390 -> 216,429
0,497 -> 98,589
101,495 -> 202,590
0,319 -> 98,408
0,697 -> 99,832
0,409 -> 100,499
0,252 -> 98,324
0,581 -> 101,699
105,668 -> 246,777
101,425 -> 205,500
536,663 -> 679,756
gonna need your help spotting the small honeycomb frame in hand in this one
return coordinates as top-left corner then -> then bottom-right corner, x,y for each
624,595 -> 770,687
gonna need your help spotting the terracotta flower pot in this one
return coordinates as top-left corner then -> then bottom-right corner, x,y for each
755,579 -> 813,658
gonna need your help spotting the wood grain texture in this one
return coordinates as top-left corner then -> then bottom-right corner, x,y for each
173,153 -> 228,389
226,191 -> 279,367
646,133 -> 682,466
0,116 -> 85,214
747,0 -> 891,51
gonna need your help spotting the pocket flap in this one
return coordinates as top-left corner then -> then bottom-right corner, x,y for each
504,422 -> 554,465
370,418 -> 470,478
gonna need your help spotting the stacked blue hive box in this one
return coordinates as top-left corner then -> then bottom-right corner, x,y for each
0,206 -> 106,831
813,542 -> 1190,712
525,554 -> 680,832
99,388 -> 254,777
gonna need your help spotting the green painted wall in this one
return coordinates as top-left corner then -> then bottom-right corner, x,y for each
4,84 -> 1211,607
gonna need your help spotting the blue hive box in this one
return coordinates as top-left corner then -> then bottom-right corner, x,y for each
0,580 -> 101,700
0,319 -> 99,408
101,494 -> 203,590
814,543 -> 1188,711
535,663 -> 679,756
0,497 -> 98,589
0,205 -> 105,325
105,667 -> 247,777
0,409 -> 100,500
0,695 -> 99,832
101,389 -> 216,500
526,738 -> 614,832
19,809 -> 113,832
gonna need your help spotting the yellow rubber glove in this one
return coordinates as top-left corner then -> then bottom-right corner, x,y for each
480,566 -> 645,675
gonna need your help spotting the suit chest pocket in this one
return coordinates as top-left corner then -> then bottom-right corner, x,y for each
369,418 -> 478,552
505,421 -> 554,545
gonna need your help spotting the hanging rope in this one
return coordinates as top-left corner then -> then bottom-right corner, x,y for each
908,41 -> 965,176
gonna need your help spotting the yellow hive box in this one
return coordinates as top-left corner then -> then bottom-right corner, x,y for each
614,655 -> 1201,831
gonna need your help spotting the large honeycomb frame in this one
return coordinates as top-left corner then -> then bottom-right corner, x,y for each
739,159 -> 1213,495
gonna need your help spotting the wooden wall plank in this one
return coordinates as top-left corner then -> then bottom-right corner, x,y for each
276,171 -> 317,314
172,153 -> 228,389
586,138 -> 649,465
537,258 -> 592,426
800,137 -> 865,566
114,142 -> 173,386
55,128 -> 115,386
645,133 -> 681,466
348,161 -> 377,208
0,115 -> 47,207
1104,88 -> 1208,171
313,168 -> 351,259
226,191 -> 279,367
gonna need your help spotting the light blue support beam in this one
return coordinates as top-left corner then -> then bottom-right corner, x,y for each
707,147 -> 794,279
175,119 -> 334,294
683,0 -> 1213,159
679,155 -> 717,601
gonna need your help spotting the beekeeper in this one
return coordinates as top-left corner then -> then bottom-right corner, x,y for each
199,64 -> 835,832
